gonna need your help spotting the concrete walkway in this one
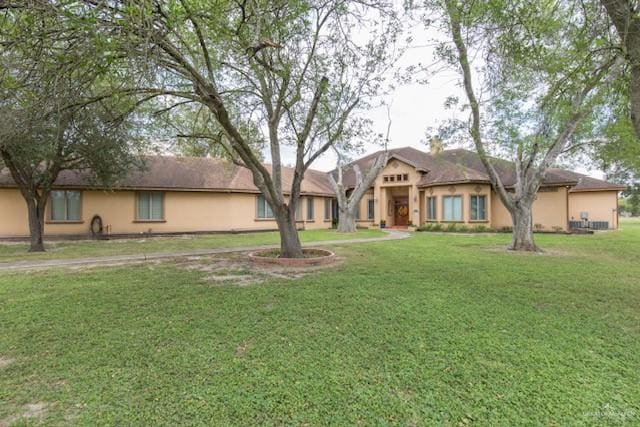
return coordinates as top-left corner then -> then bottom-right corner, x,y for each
0,230 -> 410,271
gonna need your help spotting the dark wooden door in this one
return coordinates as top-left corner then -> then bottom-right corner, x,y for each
394,199 -> 409,226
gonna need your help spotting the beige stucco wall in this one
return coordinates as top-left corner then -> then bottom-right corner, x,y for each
491,186 -> 570,231
490,191 -> 512,230
568,191 -> 619,229
373,159 -> 422,226
301,195 -> 334,230
532,187 -> 569,231
0,189 -> 30,236
0,188 -> 332,237
362,158 -> 614,232
422,183 -> 493,225
354,189 -> 375,226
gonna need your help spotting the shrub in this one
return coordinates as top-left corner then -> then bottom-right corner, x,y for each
418,223 -> 497,233
472,224 -> 495,233
417,223 -> 432,232
445,223 -> 457,232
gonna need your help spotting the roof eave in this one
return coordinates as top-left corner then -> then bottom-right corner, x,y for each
569,187 -> 625,193
417,179 -> 491,188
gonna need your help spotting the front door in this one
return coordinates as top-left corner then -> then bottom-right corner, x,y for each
394,198 -> 409,226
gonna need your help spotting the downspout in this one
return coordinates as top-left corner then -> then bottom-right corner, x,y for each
566,186 -> 570,232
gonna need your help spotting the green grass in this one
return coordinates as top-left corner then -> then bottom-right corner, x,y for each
0,228 -> 384,263
0,220 -> 639,425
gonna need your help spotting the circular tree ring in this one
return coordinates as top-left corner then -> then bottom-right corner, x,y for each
248,248 -> 336,267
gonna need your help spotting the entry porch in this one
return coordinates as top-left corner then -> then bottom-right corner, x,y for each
374,185 -> 422,228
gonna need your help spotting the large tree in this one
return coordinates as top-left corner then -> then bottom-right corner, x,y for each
429,0 -> 620,251
329,152 -> 387,232
80,0 -> 400,258
0,3 -> 144,252
600,0 -> 640,138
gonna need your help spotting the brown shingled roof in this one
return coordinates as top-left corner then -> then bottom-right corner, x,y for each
0,156 -> 335,196
338,147 -> 623,192
568,174 -> 626,192
0,149 -> 623,196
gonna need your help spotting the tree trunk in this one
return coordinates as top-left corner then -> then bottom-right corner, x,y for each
337,207 -> 357,233
275,210 -> 304,258
509,205 -> 537,252
26,198 -> 46,252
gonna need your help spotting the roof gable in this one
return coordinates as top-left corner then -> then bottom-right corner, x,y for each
338,147 -> 622,192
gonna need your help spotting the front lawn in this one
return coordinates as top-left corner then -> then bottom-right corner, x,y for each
0,221 -> 638,425
0,228 -> 385,263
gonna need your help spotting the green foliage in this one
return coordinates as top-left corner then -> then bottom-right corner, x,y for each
78,0 -> 401,163
418,222 -> 496,233
0,220 -> 639,424
426,0 -> 622,168
622,184 -> 640,216
0,3 -> 146,190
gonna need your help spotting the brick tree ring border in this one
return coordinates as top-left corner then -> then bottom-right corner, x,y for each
248,248 -> 336,267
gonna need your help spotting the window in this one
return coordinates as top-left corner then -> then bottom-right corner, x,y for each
256,195 -> 274,219
306,197 -> 314,221
50,190 -> 81,221
137,192 -> 164,221
442,195 -> 462,221
470,195 -> 487,220
296,201 -> 303,220
382,174 -> 409,183
324,199 -> 332,220
367,199 -> 375,220
426,196 -> 437,220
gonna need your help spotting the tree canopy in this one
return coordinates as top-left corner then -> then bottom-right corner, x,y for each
421,0 -> 622,250
0,2 -> 147,251
70,0 -> 402,257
